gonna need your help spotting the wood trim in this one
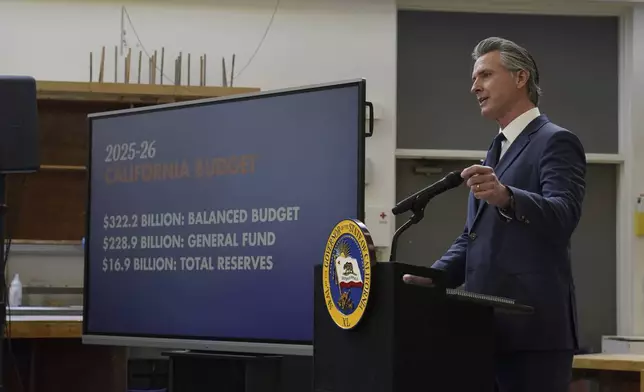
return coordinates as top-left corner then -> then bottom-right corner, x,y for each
40,165 -> 87,172
573,354 -> 644,372
6,319 -> 82,339
36,80 -> 259,103
11,239 -> 82,246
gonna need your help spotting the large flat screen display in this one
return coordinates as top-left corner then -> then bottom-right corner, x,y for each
82,80 -> 366,355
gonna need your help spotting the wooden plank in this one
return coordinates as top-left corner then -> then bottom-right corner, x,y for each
6,319 -> 82,339
36,80 -> 259,103
10,239 -> 81,245
7,170 -> 87,241
40,165 -> 86,171
38,100 -> 95,166
574,354 -> 644,372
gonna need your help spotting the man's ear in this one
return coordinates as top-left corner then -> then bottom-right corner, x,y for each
515,69 -> 529,89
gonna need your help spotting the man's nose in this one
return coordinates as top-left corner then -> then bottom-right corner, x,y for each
471,81 -> 480,94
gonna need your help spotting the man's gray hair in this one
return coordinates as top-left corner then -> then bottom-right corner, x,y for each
472,37 -> 541,106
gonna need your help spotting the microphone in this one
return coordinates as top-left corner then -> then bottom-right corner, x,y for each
391,170 -> 464,216
389,170 -> 464,261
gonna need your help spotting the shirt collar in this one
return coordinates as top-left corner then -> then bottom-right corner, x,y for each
499,107 -> 541,144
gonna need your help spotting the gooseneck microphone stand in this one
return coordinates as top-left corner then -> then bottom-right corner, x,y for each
389,193 -> 428,262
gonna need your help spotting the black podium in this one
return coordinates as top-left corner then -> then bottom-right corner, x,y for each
313,261 -> 533,392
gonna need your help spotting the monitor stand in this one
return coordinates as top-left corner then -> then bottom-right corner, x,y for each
162,350 -> 282,392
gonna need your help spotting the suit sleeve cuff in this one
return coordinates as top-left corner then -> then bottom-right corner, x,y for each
496,186 -> 516,221
501,185 -> 530,224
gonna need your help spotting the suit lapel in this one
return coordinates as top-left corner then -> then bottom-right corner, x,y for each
469,115 -> 550,231
494,134 -> 530,180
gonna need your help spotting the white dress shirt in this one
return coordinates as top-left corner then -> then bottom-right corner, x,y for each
498,107 -> 541,159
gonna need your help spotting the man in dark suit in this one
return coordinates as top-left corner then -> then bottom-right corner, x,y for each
404,37 -> 586,392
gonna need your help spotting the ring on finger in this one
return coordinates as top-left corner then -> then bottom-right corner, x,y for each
476,184 -> 480,190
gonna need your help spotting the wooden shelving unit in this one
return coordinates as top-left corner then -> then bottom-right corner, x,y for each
36,81 -> 259,104
6,80 -> 260,246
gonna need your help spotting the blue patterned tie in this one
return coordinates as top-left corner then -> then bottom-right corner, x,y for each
486,133 -> 506,168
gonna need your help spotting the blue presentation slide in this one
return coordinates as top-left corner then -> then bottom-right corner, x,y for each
85,81 -> 365,343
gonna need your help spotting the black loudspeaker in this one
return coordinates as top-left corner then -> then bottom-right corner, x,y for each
0,76 -> 39,173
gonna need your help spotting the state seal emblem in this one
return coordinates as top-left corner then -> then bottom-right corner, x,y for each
322,219 -> 375,329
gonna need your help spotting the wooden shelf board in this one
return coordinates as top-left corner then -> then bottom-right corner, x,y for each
40,164 -> 87,171
11,239 -> 82,246
7,319 -> 82,339
36,81 -> 260,103
574,354 -> 644,372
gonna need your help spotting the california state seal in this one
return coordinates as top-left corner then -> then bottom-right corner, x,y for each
322,219 -> 376,329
